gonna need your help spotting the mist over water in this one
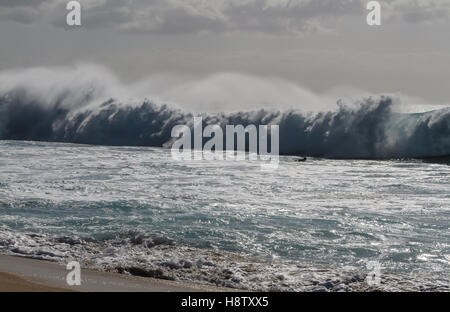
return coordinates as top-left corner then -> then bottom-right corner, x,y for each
0,65 -> 449,158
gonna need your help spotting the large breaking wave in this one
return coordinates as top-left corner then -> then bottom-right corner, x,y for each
0,65 -> 449,158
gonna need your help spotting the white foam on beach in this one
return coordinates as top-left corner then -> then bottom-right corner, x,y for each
0,228 -> 448,292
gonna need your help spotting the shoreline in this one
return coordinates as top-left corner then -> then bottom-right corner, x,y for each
0,254 -> 233,292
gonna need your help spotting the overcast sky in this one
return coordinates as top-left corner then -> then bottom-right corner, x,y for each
0,0 -> 449,109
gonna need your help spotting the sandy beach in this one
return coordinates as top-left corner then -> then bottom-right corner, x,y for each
0,254 -> 230,292
0,272 -> 71,292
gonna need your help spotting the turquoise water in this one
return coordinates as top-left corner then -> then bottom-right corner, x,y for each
0,140 -> 449,291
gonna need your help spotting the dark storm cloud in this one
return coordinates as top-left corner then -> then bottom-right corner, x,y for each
0,0 -> 47,7
397,1 -> 450,23
1,0 -> 449,33
0,0 -> 48,23
86,0 -> 367,34
1,6 -> 40,23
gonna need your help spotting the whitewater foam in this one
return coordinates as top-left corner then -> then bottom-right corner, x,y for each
1,228 -> 447,292
0,141 -> 449,291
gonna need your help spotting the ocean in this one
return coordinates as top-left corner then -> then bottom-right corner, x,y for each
0,140 -> 448,291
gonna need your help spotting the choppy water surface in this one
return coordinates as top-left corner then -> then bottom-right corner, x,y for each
0,140 -> 449,291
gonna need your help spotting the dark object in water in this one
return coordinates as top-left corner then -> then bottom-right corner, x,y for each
420,155 -> 450,165
295,157 -> 307,162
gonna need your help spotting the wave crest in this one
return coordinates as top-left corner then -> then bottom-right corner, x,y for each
0,66 -> 449,158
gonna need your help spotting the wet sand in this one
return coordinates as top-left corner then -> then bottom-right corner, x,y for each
0,254 -> 231,292
0,272 -> 71,292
